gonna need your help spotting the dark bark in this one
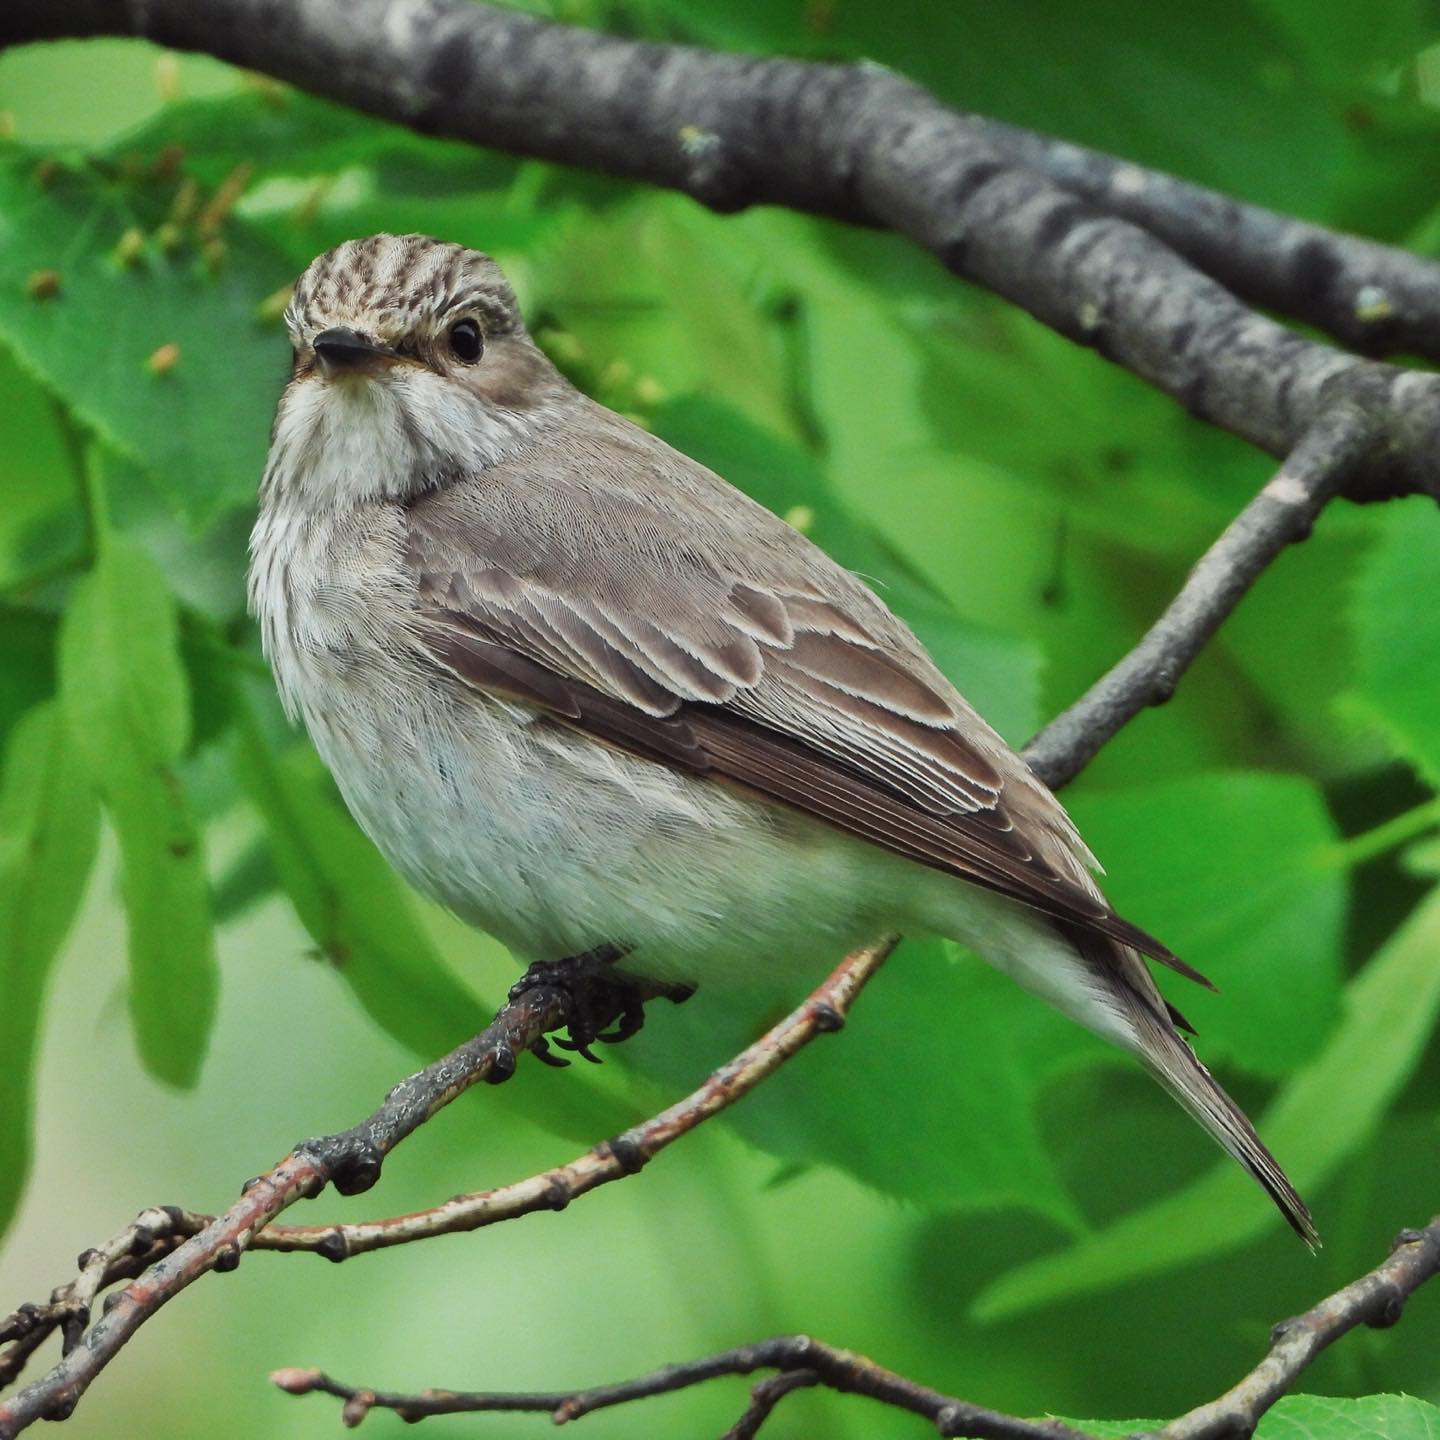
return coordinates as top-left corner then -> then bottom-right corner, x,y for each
5,0 -> 1440,502
972,113 -> 1440,361
273,1218 -> 1440,1439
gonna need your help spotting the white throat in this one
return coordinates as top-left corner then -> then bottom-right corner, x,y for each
262,368 -> 545,508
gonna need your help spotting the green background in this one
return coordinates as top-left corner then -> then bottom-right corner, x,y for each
2,3 -> 1440,1436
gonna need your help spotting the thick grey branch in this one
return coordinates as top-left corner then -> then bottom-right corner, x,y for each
5,0 -> 1440,502
970,114 -> 1440,362
1023,405 -> 1376,788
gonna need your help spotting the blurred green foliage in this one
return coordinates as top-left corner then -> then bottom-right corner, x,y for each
2,4 -> 1440,1437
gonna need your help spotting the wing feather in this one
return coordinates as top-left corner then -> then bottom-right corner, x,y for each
402,412 -> 1214,991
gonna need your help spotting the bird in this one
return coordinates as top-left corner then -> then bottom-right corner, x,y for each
248,232 -> 1316,1245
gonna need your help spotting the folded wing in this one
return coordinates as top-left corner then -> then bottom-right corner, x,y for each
403,425 -> 1211,988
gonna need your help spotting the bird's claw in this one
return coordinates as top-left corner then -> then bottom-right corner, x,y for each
511,941 -> 662,1063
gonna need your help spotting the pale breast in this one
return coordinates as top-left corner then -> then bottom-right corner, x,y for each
248,493 -> 892,984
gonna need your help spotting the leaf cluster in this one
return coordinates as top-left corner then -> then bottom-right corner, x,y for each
2,4 -> 1440,1435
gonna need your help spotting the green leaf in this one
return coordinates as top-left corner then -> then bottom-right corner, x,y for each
58,537 -> 218,1087
1255,1394 -> 1440,1440
529,197 -> 798,441
0,346 -> 81,592
0,703 -> 100,1238
1065,771 -> 1345,1077
1218,509 -> 1378,777
0,149 -> 293,527
628,938 -> 1082,1226
1081,1394 -> 1440,1440
1084,1395 -> 1440,1440
109,89 -> 598,272
210,834 -> 279,923
232,699 -> 490,1060
1348,500 -> 1440,787
971,877 -> 1440,1321
0,606 -> 58,756
232,690 -> 641,1146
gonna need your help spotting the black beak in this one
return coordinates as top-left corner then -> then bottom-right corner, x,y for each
312,327 -> 398,376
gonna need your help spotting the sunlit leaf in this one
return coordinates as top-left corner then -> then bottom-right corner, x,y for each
0,149 -> 292,527
0,704 -> 100,1237
972,877 -> 1440,1320
58,537 -> 218,1087
1256,1394 -> 1440,1440
1082,1393 -> 1440,1440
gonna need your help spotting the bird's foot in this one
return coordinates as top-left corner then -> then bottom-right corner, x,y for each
509,944 -> 694,1068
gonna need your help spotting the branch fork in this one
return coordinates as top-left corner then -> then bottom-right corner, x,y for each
262,1216 -> 1440,1439
0,941 -> 895,1437
2,0 -> 1439,1435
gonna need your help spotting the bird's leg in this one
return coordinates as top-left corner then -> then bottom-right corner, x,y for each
509,944 -> 694,1066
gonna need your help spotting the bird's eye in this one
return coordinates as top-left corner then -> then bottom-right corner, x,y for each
448,319 -> 483,363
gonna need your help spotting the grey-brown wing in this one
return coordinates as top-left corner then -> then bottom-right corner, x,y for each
403,433 -> 1208,983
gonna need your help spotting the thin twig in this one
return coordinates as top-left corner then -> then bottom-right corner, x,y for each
726,1369 -> 820,1440
246,937 -> 895,1261
0,982 -> 576,1436
0,942 -> 893,1437
1022,405 -> 1375,789
1156,1216 -> 1440,1440
274,1218 -> 1440,1439
272,1334 -> 1094,1440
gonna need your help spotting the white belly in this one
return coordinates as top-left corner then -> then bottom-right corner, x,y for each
249,497 -> 887,990
300,669 -> 895,989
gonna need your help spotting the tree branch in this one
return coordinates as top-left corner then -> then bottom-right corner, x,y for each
269,1218 -> 1440,1439
967,113 -> 1440,363
0,978 -> 572,1433
176,936 -> 893,1265
1,4 -> 1437,1437
271,1337 -> 1091,1439
0,940 -> 894,1438
1159,1217 -> 1440,1440
1022,404 -> 1375,788
5,0 -> 1440,503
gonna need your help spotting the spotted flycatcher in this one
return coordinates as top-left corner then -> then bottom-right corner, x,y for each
249,234 -> 1315,1243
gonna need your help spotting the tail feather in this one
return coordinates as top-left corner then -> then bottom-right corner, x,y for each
1139,1027 -> 1318,1248
1059,922 -> 1318,1247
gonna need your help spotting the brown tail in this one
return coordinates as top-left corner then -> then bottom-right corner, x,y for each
1063,923 -> 1318,1247
1139,1023 -> 1318,1247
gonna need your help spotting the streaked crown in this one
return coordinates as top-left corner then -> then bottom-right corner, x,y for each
285,233 -> 524,350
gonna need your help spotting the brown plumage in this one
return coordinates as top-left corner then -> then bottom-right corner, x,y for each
253,234 -> 1317,1246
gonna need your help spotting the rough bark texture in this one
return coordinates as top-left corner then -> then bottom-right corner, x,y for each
972,113 -> 1440,360
6,0 -> 1440,502
2,4 -> 1440,1438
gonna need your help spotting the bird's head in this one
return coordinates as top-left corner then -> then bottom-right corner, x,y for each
266,233 -> 569,503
